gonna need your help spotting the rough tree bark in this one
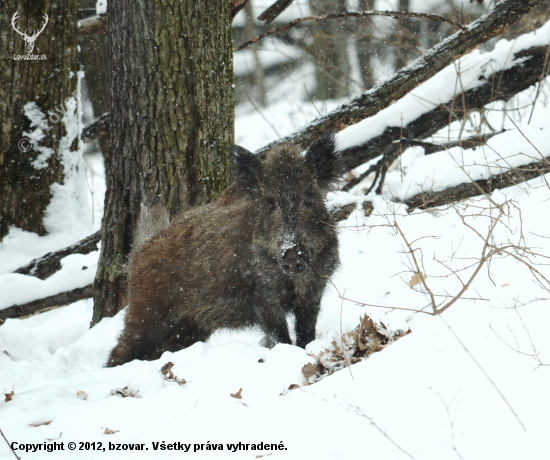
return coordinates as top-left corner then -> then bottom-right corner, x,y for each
255,0 -> 544,155
92,1 -> 234,324
0,0 -> 78,239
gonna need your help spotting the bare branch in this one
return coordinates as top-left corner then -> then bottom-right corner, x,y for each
230,0 -> 249,20
0,285 -> 93,324
257,0 -> 295,25
236,10 -> 466,51
14,231 -> 100,279
405,157 -> 550,212
78,14 -> 108,36
82,113 -> 110,143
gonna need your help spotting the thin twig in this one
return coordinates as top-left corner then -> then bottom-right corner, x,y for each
304,390 -> 414,459
303,83 -> 322,117
395,221 -> 438,313
439,315 -> 526,431
235,10 -> 466,51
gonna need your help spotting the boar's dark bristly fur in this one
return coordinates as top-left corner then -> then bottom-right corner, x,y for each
106,135 -> 341,367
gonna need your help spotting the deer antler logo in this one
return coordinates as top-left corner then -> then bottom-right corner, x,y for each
11,11 -> 49,55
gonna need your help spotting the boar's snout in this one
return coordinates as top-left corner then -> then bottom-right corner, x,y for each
279,251 -> 307,276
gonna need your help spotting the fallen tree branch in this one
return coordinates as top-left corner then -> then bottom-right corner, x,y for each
396,130 -> 506,156
14,231 -> 100,280
0,285 -> 94,324
78,14 -> 108,36
254,0 -> 544,155
333,156 -> 550,220
236,9 -> 466,51
404,156 -> 550,212
82,113 -> 110,143
340,44 -> 549,175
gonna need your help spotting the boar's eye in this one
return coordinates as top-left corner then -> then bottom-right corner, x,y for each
266,197 -> 276,213
304,194 -> 314,207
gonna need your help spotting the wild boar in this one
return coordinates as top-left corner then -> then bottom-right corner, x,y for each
106,134 -> 341,367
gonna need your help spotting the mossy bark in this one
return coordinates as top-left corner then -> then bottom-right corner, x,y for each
0,0 -> 78,239
92,1 -> 234,323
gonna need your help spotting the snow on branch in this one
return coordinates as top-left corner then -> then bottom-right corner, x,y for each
14,231 -> 100,280
254,0 -> 545,155
338,43 -> 550,192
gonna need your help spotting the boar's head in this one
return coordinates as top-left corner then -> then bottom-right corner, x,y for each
232,134 -> 341,276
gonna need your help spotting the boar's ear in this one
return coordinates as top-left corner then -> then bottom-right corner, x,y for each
305,134 -> 341,189
232,145 -> 262,194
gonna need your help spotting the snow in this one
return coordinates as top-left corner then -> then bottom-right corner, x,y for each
2,23 -> 550,460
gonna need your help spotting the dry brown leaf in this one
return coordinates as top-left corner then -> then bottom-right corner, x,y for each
230,388 -> 243,399
160,362 -> 175,379
110,386 -> 136,398
258,358 -> 265,363
4,390 -> 14,402
301,362 -> 319,379
103,427 -> 119,435
501,283 -> 510,287
76,390 -> 88,401
29,420 -> 53,427
160,362 -> 187,386
409,272 -> 426,288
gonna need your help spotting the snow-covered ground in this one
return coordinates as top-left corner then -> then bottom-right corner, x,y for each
2,24 -> 550,460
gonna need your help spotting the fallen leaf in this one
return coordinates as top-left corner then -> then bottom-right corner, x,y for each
103,427 -> 119,435
29,420 -> 53,427
230,388 -> 243,399
76,391 -> 88,401
160,362 -> 175,379
110,386 -> 136,398
301,362 -> 319,379
409,272 -> 426,288
160,362 -> 186,386
4,390 -> 14,402
501,283 -> 510,288
258,358 -> 265,363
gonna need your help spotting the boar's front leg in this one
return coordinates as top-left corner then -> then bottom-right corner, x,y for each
293,294 -> 322,349
254,301 -> 292,348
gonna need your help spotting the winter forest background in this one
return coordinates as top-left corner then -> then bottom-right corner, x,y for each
1,0 -> 550,458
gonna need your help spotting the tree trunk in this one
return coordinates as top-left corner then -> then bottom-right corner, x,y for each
355,0 -> 376,89
310,0 -> 350,99
92,1 -> 234,324
244,0 -> 267,107
78,0 -> 109,157
0,0 -> 78,239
